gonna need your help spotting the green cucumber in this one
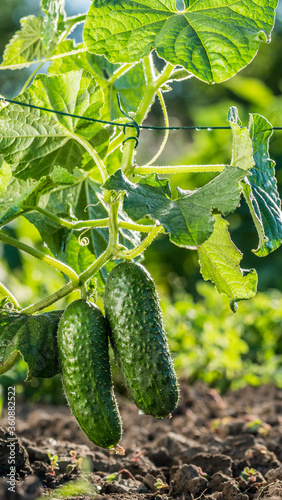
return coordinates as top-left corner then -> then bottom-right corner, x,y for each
104,262 -> 179,419
57,299 -> 122,449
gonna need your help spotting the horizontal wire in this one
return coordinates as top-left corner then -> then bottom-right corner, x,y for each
1,97 -> 282,131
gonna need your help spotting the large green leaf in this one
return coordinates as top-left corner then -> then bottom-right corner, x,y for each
104,167 -> 248,248
198,215 -> 257,301
49,40 -> 146,120
0,309 -> 62,379
0,70 -> 109,180
83,0 -> 277,84
242,114 -> 282,256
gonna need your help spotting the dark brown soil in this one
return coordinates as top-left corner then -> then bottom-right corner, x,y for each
1,382 -> 282,499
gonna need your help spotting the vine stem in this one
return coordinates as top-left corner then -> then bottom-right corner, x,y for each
0,282 -> 21,309
21,201 -> 121,313
0,352 -> 21,374
106,131 -> 124,157
19,62 -> 45,94
22,206 -> 110,230
68,131 -> 109,183
21,282 -> 75,314
143,54 -> 155,83
21,248 -> 114,314
0,209 -> 31,229
122,61 -> 174,176
115,226 -> 163,260
108,63 -> 136,85
133,164 -> 227,175
65,13 -> 86,29
0,230 -> 80,286
119,221 -> 157,232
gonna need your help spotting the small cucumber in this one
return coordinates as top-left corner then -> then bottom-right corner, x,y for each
104,262 -> 179,419
57,299 -> 122,449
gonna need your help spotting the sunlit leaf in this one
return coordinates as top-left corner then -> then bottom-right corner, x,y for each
198,215 -> 257,300
49,40 -> 146,119
243,114 -> 282,256
0,70 -> 109,180
84,0 -> 277,83
0,16 -> 47,69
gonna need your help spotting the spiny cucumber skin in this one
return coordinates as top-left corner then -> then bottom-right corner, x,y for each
104,262 -> 179,419
57,300 -> 122,449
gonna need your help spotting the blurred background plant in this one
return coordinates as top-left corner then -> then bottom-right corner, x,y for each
1,0 -> 282,408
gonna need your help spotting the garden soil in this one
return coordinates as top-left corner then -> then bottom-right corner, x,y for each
1,382 -> 282,499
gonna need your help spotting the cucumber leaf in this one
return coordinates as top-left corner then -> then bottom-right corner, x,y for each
40,0 -> 66,37
198,215 -> 257,301
48,40 -> 146,120
0,1 -> 66,70
104,166 -> 249,248
0,16 -> 47,69
0,161 -> 12,195
83,0 -> 277,84
229,106 -> 254,171
242,114 -> 282,256
0,70 -> 109,180
0,309 -> 62,379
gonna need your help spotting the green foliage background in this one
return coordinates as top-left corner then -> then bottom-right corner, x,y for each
1,0 -> 282,404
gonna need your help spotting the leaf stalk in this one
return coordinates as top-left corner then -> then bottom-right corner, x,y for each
0,230 -> 79,286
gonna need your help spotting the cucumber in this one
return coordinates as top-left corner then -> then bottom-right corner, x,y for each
57,299 -> 122,449
104,262 -> 179,419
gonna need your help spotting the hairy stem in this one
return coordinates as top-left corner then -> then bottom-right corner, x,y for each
115,226 -> 163,260
78,199 -> 120,283
106,131 -> 124,157
78,247 -> 113,285
0,352 -> 21,374
20,62 -> 46,93
21,282 -> 75,314
122,61 -> 175,176
0,209 -> 31,229
108,63 -> 136,85
143,54 -> 155,84
65,13 -> 86,29
23,206 -> 109,230
0,282 -> 21,309
109,201 -> 120,247
0,230 -> 79,285
67,131 -> 109,183
119,221 -> 158,232
133,164 -> 227,175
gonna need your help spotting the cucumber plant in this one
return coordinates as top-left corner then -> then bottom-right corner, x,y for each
0,0 -> 281,448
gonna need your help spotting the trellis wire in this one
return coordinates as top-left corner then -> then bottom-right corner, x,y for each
1,96 -> 282,136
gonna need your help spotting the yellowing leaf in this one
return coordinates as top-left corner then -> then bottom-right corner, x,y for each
198,215 -> 257,300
